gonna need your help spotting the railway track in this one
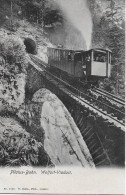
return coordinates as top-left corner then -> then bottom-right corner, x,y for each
93,88 -> 125,106
29,55 -> 125,131
30,54 -> 48,68
79,81 -> 125,109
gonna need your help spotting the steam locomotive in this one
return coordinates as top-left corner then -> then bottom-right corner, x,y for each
47,47 -> 112,81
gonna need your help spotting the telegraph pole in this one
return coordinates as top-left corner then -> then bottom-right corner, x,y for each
10,0 -> 13,30
41,0 -> 45,32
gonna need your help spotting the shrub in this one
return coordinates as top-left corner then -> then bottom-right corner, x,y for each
0,35 -> 28,73
0,35 -> 28,113
101,78 -> 115,93
0,127 -> 42,166
0,117 -> 54,167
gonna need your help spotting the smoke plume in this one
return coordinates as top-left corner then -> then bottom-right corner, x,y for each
55,0 -> 92,50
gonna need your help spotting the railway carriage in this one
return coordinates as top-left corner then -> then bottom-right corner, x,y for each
47,47 -> 112,80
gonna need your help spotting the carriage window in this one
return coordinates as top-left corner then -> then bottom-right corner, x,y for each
60,51 -> 63,59
58,51 -> 60,61
56,50 -> 59,60
63,51 -> 66,58
94,51 -> 106,62
109,52 -> 111,64
54,50 -> 56,59
68,52 -> 72,61
51,50 -> 53,58
53,50 -> 55,59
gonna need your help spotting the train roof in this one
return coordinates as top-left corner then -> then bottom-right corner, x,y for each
91,48 -> 112,53
47,47 -> 112,53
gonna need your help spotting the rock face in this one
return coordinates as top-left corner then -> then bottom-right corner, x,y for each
0,73 -> 26,113
32,88 -> 95,167
0,117 -> 47,166
0,34 -> 28,113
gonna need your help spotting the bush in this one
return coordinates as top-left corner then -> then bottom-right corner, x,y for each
101,78 -> 115,93
0,117 -> 54,167
24,38 -> 37,55
0,35 -> 28,73
0,35 -> 28,113
0,124 -> 41,166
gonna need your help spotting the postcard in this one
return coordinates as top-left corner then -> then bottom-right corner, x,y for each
0,0 -> 125,194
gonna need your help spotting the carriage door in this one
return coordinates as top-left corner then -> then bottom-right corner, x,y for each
74,52 -> 83,78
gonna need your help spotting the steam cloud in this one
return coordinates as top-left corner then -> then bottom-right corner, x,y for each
55,0 -> 92,50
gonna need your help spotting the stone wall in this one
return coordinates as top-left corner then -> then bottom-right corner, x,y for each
25,63 -> 45,99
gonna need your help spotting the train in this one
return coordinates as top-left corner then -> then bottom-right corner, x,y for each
47,47 -> 112,81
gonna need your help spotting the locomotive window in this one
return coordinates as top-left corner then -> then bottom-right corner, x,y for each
93,51 -> 106,62
85,55 -> 91,61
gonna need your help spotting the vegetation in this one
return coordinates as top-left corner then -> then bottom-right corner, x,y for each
90,0 -> 125,97
0,35 -> 28,113
0,127 -> 41,166
0,117 -> 54,167
0,34 -> 54,167
0,0 -> 63,29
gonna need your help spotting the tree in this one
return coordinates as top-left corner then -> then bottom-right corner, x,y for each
90,0 -> 125,97
18,0 -> 46,26
101,0 -> 125,96
104,0 -> 124,29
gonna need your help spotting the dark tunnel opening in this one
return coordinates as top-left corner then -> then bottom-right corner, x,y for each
24,38 -> 37,55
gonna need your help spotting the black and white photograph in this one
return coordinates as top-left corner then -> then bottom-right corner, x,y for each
0,0 -> 125,194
